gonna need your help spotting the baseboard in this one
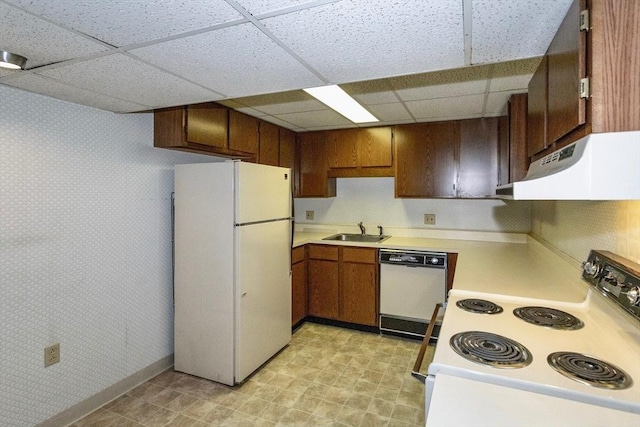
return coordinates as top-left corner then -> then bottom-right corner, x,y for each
37,354 -> 174,427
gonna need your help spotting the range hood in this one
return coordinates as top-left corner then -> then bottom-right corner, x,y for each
496,131 -> 640,200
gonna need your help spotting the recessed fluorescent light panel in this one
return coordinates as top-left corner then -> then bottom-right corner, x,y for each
303,85 -> 378,124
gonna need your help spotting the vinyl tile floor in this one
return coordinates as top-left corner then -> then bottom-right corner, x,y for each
72,323 -> 435,427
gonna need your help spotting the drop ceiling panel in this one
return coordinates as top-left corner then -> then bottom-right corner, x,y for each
390,65 -> 490,101
0,3 -> 108,68
234,0 -> 324,15
405,94 -> 485,120
222,91 -> 327,115
485,91 -> 513,116
471,0 -> 573,63
3,74 -> 150,112
276,108 -> 351,128
261,0 -> 464,83
35,54 -> 220,109
366,103 -> 413,122
5,0 -> 244,46
131,23 -> 324,98
489,57 -> 541,92
257,115 -> 306,132
342,80 -> 399,105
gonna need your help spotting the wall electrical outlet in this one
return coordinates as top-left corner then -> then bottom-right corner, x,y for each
44,343 -> 60,367
305,210 -> 315,220
424,214 -> 436,225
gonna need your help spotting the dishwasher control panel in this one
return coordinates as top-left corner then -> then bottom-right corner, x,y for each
379,249 -> 446,268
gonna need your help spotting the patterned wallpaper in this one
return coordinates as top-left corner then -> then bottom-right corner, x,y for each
294,178 -> 532,232
531,201 -> 640,264
0,85 -> 213,426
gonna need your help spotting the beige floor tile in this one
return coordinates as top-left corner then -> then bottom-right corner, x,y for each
360,411 -> 390,427
164,414 -> 209,427
74,324 -> 435,427
336,406 -> 367,426
368,397 -> 395,418
201,405 -> 234,424
278,408 -> 311,426
312,399 -> 343,419
389,404 -> 421,424
259,402 -> 289,423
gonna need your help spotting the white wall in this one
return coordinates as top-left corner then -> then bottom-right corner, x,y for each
531,201 -> 640,264
294,178 -> 531,232
0,85 -> 215,426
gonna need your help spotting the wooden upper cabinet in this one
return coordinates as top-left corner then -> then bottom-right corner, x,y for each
258,121 -> 279,166
527,56 -> 549,157
327,129 -> 358,168
458,118 -> 498,198
229,110 -> 259,157
394,122 -> 458,198
508,94 -> 529,183
185,103 -> 228,148
589,0 -> 640,133
298,131 -> 336,198
546,0 -> 586,143
278,128 -> 297,196
497,116 -> 510,187
358,127 -> 393,168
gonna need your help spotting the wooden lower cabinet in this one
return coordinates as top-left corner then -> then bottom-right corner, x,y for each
291,246 -> 307,326
307,244 -> 378,327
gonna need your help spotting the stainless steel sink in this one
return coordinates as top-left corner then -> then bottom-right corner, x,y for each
322,233 -> 391,243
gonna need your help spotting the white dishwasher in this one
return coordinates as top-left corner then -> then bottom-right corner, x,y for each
379,249 -> 447,338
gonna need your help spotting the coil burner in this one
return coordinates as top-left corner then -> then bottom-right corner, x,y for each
513,306 -> 584,330
450,331 -> 532,369
548,352 -> 633,390
456,299 -> 504,314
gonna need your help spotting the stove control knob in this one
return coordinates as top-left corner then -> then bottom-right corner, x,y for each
582,261 -> 600,277
624,286 -> 640,306
430,257 -> 440,265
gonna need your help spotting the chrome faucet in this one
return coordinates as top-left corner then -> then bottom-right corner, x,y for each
358,222 -> 366,235
377,225 -> 383,236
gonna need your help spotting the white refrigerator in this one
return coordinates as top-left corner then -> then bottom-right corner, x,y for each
173,161 -> 292,385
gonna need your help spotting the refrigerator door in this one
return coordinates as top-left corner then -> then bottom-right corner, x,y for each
235,162 -> 292,224
235,218 -> 292,382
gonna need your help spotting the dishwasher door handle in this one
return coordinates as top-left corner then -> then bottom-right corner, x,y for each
411,302 -> 443,383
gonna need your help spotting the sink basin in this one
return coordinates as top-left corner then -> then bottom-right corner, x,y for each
323,233 -> 391,243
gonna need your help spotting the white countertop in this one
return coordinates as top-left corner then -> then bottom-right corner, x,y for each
293,229 -> 588,303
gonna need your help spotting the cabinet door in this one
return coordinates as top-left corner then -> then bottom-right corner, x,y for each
259,121 -> 280,166
341,262 -> 377,326
229,110 -> 259,155
395,122 -> 458,198
278,128 -> 297,196
298,132 -> 336,197
291,259 -> 307,326
358,127 -> 393,167
186,104 -> 228,148
547,0 -> 586,143
327,129 -> 358,168
458,118 -> 498,197
508,94 -> 529,183
497,116 -> 510,187
340,247 -> 378,326
307,259 -> 339,319
527,56 -> 549,157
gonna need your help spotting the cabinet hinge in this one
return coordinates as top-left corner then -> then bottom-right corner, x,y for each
580,9 -> 589,32
580,77 -> 590,99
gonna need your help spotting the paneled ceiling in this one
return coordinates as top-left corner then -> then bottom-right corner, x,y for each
0,0 -> 573,131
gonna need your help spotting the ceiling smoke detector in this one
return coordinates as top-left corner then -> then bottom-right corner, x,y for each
0,50 -> 27,70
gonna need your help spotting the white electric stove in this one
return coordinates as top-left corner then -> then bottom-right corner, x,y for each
421,250 -> 640,426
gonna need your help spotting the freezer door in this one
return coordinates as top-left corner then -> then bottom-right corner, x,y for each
235,162 -> 292,224
235,219 -> 292,383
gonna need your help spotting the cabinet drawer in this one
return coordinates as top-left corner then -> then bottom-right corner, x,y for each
308,245 -> 339,261
342,247 -> 377,264
291,246 -> 306,264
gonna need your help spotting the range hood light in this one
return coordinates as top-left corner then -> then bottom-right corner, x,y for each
0,50 -> 27,70
304,85 -> 378,124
